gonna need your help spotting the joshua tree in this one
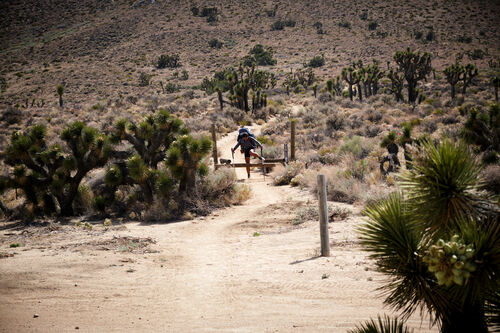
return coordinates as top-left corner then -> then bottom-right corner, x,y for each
387,68 -> 404,102
103,110 -> 188,205
365,61 -> 384,95
312,84 -> 318,98
57,84 -> 64,107
491,76 -> 500,102
362,60 -> 384,97
283,68 -> 316,94
203,64 -> 275,112
165,135 -> 211,193
341,66 -> 361,101
354,61 -> 365,102
444,63 -> 464,100
461,63 -> 478,95
111,109 -> 188,168
393,48 -> 432,103
359,140 -> 500,332
326,76 -> 342,97
4,123 -> 112,216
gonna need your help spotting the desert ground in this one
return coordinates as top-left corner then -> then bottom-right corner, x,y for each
0,126 -> 437,332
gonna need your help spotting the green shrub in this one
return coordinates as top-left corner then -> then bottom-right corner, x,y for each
164,82 -> 180,93
340,136 -> 372,159
156,54 -> 180,69
313,21 -> 324,34
209,38 -> 223,48
339,21 -> 351,29
368,21 -> 378,30
247,44 -> 277,66
0,76 -> 7,93
200,7 -> 217,17
458,35 -> 472,43
139,72 -> 151,86
201,168 -> 250,207
425,30 -> 435,42
307,55 -> 325,68
468,49 -> 485,60
271,20 -> 284,31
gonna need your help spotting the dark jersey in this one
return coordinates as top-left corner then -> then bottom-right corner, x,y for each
233,136 -> 262,151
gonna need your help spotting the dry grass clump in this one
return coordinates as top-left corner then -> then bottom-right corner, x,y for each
261,121 -> 287,136
480,164 -> 500,195
299,165 -> 367,204
201,168 -> 251,206
272,161 -> 305,186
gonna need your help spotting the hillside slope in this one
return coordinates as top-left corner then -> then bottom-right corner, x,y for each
1,0 -> 499,108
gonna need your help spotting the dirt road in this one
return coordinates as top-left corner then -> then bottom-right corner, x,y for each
0,126 -> 436,332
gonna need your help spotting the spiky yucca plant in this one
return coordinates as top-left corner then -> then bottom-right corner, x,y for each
359,140 -> 499,333
349,315 -> 413,333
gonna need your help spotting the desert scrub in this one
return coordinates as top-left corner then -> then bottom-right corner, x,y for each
480,164 -> 500,196
293,205 -> 318,225
294,204 -> 351,225
179,168 -> 250,216
201,168 -> 246,206
339,135 -> 373,159
262,145 -> 283,160
138,72 -> 151,86
208,38 -> 223,49
272,161 -> 305,186
300,166 -> 368,204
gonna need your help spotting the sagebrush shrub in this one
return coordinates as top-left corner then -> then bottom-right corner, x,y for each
272,161 -> 305,186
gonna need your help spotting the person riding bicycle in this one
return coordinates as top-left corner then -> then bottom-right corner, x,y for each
231,130 -> 264,178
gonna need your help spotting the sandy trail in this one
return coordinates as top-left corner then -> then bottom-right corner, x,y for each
0,125 -> 436,332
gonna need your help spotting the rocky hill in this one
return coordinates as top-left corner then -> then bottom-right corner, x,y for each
1,0 -> 499,108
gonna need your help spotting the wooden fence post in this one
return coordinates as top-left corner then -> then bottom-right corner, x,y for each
290,120 -> 296,161
211,123 -> 218,169
317,174 -> 330,257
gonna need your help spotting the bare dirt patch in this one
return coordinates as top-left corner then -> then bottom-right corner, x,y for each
0,127 -> 438,333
